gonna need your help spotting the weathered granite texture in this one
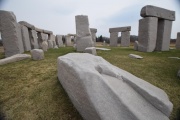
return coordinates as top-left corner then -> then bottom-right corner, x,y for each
35,27 -> 43,32
37,32 -> 47,48
175,33 -> 180,49
110,32 -> 118,47
47,40 -> 53,49
20,25 -> 31,51
49,34 -> 56,48
75,15 -> 94,51
0,10 -> 24,57
65,35 -> 72,46
57,53 -> 173,120
138,17 -> 158,52
56,35 -> 64,47
29,30 -> 39,49
155,20 -> 172,51
0,54 -> 31,65
109,26 -> 131,33
90,28 -> 97,46
141,5 -> 175,21
30,49 -> 44,60
121,31 -> 130,47
84,47 -> 96,55
19,21 -> 35,30
43,29 -> 53,34
42,41 -> 48,51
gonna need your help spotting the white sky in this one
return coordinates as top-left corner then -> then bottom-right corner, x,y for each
0,0 -> 180,38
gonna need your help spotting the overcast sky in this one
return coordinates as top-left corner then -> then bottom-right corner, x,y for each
0,0 -> 180,38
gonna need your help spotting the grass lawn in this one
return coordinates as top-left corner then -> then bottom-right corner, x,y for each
0,46 -> 180,120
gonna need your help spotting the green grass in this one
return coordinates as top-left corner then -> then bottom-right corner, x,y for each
0,46 -> 180,120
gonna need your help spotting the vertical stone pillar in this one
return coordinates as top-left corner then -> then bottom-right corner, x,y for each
65,35 -> 72,46
138,17 -> 158,52
29,30 -> 39,49
176,32 -> 180,49
21,25 -> 31,51
75,15 -> 93,52
121,31 -> 130,47
0,10 -> 24,57
155,20 -> 172,51
110,32 -> 118,47
37,32 -> 47,49
49,34 -> 56,47
56,35 -> 64,47
90,28 -> 97,47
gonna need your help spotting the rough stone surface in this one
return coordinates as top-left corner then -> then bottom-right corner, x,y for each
110,32 -> 118,47
129,54 -> 143,59
37,32 -> 47,48
19,21 -> 35,30
109,26 -> 131,33
49,34 -> 56,47
21,25 -> 31,51
47,40 -> 53,49
121,31 -> 130,47
155,20 -> 172,51
84,47 -> 96,55
90,28 -> 97,47
175,33 -> 180,49
0,10 -> 24,57
43,29 -> 53,34
35,27 -> 43,32
0,54 -> 31,65
30,49 -> 44,60
29,30 -> 39,49
56,35 -> 64,47
65,35 -> 72,46
75,15 -> 94,51
138,17 -> 158,52
141,5 -> 175,21
134,41 -> 139,50
42,41 -> 48,51
57,53 -> 173,120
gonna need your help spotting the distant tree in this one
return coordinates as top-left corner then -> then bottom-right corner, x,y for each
99,35 -> 103,42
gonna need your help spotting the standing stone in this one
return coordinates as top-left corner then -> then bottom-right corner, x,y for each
110,32 -> 118,47
42,41 -> 48,51
0,10 -> 24,57
138,17 -> 158,52
29,30 -> 39,49
155,20 -> 172,51
65,35 -> 72,46
49,34 -> 56,47
75,15 -> 94,52
121,31 -> 130,47
90,28 -> 97,46
30,49 -> 44,60
21,25 -> 31,51
37,32 -> 47,49
176,32 -> 180,49
134,41 -> 138,51
56,35 -> 64,47
47,40 -> 53,49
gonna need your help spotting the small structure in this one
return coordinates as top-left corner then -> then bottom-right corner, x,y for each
109,26 -> 131,47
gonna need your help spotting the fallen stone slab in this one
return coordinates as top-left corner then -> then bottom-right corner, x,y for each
168,57 -> 180,60
84,47 -> 96,55
19,21 -> 35,30
0,54 -> 31,65
95,47 -> 111,51
30,49 -> 44,60
57,53 -> 172,120
129,54 -> 143,59
109,26 -> 131,33
141,5 -> 175,21
43,29 -> 53,34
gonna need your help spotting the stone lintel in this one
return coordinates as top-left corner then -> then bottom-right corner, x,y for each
109,26 -> 131,33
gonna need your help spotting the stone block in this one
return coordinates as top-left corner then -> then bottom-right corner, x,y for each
43,29 -> 53,34
19,21 -> 35,30
110,32 -> 118,47
65,35 -> 72,46
29,30 -> 39,49
121,31 -> 130,47
155,20 -> 172,51
0,54 -> 31,65
90,28 -> 97,33
35,27 -> 43,32
42,41 -> 48,51
109,26 -> 131,33
0,10 -> 24,57
138,17 -> 158,52
57,53 -> 173,120
56,35 -> 64,47
37,32 -> 47,48
134,41 -> 138,51
21,25 -> 31,51
75,15 -> 93,51
84,47 -> 96,55
141,5 -> 175,21
47,40 -> 53,48
30,49 -> 44,60
90,28 -> 97,47
176,32 -> 180,49
49,34 -> 56,47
